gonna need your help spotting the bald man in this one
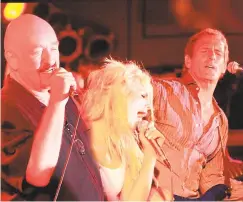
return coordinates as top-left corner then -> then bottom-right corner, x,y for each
1,14 -> 104,201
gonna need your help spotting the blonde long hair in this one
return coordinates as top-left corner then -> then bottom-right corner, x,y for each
80,58 -> 154,180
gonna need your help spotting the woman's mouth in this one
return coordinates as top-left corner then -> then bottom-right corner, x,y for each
137,111 -> 147,118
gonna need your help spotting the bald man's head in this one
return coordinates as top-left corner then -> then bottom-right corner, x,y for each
4,14 -> 60,92
4,14 -> 56,53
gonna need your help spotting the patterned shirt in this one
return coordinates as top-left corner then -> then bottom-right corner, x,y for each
153,72 -> 228,197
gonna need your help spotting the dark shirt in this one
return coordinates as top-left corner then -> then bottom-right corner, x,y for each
1,76 -> 104,201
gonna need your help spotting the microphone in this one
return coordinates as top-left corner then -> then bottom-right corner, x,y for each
227,61 -> 243,77
136,121 -> 171,169
69,87 -> 79,97
69,87 -> 81,105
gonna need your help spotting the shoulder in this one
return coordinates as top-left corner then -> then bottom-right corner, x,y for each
1,99 -> 31,130
1,100 -> 33,166
152,78 -> 187,100
153,77 -> 183,88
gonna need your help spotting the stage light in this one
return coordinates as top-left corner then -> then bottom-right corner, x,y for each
3,3 -> 26,21
82,27 -> 115,62
58,26 -> 83,64
84,33 -> 114,62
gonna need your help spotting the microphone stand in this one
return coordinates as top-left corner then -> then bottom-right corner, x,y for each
225,72 -> 241,119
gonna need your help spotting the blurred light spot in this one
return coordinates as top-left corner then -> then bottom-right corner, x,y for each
4,3 -> 26,21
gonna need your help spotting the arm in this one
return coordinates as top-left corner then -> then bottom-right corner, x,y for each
199,116 -> 228,194
26,68 -> 77,187
198,108 -> 243,200
225,147 -> 243,179
199,149 -> 226,194
125,154 -> 173,201
148,187 -> 173,201
200,149 -> 243,200
26,102 -> 66,187
120,121 -> 157,200
1,101 -> 66,191
120,152 -> 156,201
120,120 -> 170,201
121,79 -> 174,200
1,102 -> 36,195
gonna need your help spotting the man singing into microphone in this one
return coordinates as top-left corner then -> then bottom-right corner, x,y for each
1,14 -> 104,201
151,28 -> 243,200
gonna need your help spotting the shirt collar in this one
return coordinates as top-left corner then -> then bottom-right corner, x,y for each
180,71 -> 198,86
180,71 -> 222,113
179,71 -> 201,99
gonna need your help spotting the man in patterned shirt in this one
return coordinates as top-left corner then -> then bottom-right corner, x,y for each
151,28 -> 243,200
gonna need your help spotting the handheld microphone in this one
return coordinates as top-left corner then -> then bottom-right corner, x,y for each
69,88 -> 79,97
136,120 -> 171,169
149,138 -> 171,169
69,87 -> 81,105
227,61 -> 243,77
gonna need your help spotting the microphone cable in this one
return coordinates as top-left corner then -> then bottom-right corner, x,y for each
53,94 -> 82,201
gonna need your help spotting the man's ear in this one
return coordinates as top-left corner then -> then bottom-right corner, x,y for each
5,51 -> 18,71
184,55 -> 191,69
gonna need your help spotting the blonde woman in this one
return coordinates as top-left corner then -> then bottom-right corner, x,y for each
80,58 -> 170,201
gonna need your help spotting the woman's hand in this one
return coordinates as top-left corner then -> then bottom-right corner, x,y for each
137,120 -> 165,158
137,120 -> 166,156
145,123 -> 165,148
